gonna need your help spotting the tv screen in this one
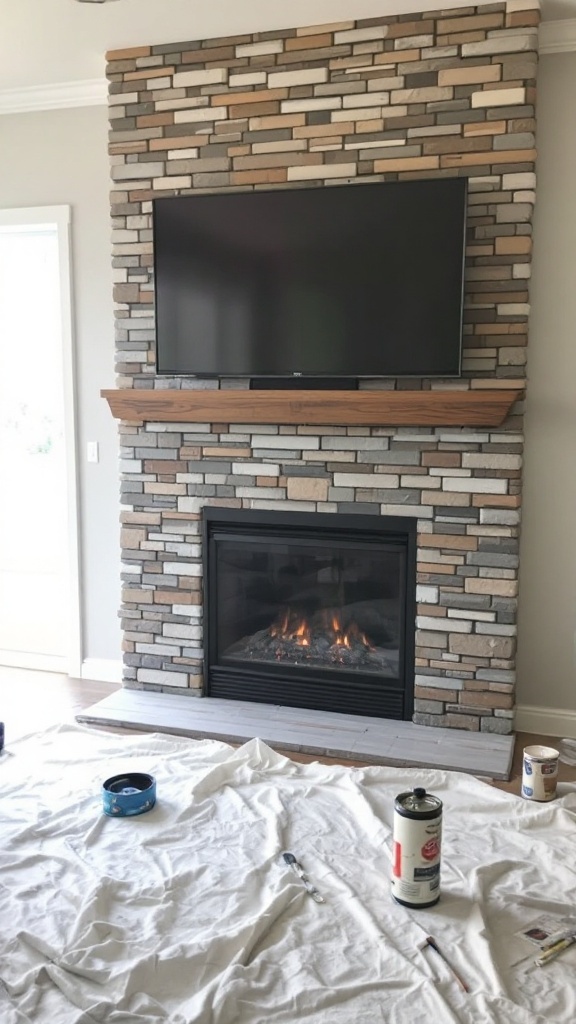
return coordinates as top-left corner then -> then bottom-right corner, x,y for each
152,177 -> 467,379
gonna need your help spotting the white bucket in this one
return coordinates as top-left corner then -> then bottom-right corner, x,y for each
521,744 -> 559,802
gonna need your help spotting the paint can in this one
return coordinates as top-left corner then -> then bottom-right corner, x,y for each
391,787 -> 442,908
102,772 -> 156,816
521,745 -> 559,802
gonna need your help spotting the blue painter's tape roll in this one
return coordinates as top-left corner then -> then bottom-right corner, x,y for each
102,772 -> 156,816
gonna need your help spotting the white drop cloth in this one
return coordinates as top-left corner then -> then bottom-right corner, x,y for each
1,724 -> 575,1023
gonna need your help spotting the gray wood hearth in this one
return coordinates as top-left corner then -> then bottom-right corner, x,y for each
77,689 -> 514,779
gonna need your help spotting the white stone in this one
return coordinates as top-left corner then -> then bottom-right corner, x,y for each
229,72 -> 267,87
269,68 -> 329,87
137,669 -> 189,688
135,643 -> 180,656
471,88 -> 526,108
236,40 -> 284,57
174,107 -> 227,123
502,172 -> 536,189
232,462 -> 280,475
173,68 -> 228,87
251,435 -> 319,449
381,504 -> 433,518
343,92 -> 391,108
332,108 -> 385,122
417,585 -> 439,604
281,97 -> 342,113
109,92 -> 139,106
163,624 -> 202,641
401,475 -> 439,488
335,26 -> 389,43
164,562 -> 202,576
448,609 -> 496,622
497,303 -> 530,315
442,478 -> 508,494
416,617 -> 472,633
462,33 -> 537,57
173,605 -> 202,618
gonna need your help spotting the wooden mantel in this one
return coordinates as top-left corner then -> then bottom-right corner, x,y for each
101,388 -> 521,427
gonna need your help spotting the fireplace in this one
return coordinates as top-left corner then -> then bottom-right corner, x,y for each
203,508 -> 416,719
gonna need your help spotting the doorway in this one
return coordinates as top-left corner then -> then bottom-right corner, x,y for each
0,206 -> 81,674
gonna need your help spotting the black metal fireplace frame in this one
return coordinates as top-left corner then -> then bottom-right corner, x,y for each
202,507 -> 416,721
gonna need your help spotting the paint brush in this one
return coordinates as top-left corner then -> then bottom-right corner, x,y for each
424,935 -> 470,993
535,933 -> 576,967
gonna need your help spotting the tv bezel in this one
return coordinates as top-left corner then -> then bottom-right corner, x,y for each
152,177 -> 468,382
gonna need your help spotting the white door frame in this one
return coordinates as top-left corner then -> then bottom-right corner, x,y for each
0,205 -> 82,676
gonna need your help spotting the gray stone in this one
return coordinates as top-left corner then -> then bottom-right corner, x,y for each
336,503 -> 380,515
412,713 -> 447,728
414,699 -> 445,714
468,553 -> 519,569
481,717 -> 513,735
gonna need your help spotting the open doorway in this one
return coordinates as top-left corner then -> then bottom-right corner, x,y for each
0,206 -> 81,674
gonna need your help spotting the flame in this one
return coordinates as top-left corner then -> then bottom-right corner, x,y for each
269,608 -> 373,651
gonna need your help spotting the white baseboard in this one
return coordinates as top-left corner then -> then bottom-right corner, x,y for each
515,704 -> 576,739
81,658 -> 123,685
0,650 -> 68,673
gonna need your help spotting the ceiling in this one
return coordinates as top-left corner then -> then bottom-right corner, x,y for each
0,0 -> 573,93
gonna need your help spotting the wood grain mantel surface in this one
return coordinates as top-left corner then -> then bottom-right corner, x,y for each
101,388 -> 521,427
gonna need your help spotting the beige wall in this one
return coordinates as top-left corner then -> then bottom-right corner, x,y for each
516,52 -> 576,728
0,105 -> 121,668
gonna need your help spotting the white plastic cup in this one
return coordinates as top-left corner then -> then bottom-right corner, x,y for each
521,744 -> 559,802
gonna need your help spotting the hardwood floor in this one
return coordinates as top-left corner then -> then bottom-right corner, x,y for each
1,665 -> 575,796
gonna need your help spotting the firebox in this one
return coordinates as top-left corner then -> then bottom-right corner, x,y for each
202,508 -> 416,720
199,509 -> 414,720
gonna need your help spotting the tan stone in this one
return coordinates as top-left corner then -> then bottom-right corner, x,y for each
287,477 -> 329,501
107,46 -> 151,61
449,634 -> 515,658
122,588 -> 153,604
439,64 -> 502,86
249,113 -> 306,130
418,533 -> 478,550
285,33 -> 334,50
465,578 -> 519,597
495,236 -> 532,255
212,87 -> 288,107
464,120 -> 507,136
459,690 -> 514,709
120,528 -> 146,548
231,169 -> 288,185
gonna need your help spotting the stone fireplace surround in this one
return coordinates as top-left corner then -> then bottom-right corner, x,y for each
107,2 -> 538,737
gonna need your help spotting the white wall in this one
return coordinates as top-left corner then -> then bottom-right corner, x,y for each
0,105 -> 122,671
516,52 -> 576,732
0,0 -> 498,91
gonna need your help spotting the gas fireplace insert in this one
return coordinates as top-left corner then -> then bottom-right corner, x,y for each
202,508 -> 416,720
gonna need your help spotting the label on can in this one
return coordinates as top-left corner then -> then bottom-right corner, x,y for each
391,788 -> 442,908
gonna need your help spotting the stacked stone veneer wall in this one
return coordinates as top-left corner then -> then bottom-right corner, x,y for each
107,1 -> 539,734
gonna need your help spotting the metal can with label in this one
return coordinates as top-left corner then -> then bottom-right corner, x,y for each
391,787 -> 442,909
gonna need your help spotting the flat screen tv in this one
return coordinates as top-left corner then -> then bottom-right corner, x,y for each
152,177 -> 467,380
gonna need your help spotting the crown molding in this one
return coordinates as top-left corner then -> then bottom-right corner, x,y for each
540,18 -> 576,54
0,78 -> 107,115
